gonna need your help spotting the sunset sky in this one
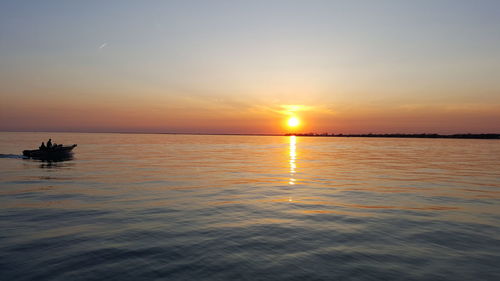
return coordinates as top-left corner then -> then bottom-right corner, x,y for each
1,0 -> 499,134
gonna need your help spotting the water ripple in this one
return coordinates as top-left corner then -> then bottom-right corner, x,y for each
1,133 -> 499,280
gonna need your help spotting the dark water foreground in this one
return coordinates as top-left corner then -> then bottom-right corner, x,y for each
1,132 -> 499,281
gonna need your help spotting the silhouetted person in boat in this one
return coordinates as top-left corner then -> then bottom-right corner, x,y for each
39,142 -> 46,150
47,139 -> 52,149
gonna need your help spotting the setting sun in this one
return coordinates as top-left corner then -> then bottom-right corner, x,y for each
287,117 -> 300,128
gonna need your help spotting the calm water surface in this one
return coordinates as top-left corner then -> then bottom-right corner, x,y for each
1,132 -> 499,280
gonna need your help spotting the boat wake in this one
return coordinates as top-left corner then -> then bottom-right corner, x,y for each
0,154 -> 26,159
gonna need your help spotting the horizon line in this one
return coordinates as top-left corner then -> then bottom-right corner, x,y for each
1,130 -> 499,137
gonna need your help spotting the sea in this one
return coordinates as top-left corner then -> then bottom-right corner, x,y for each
1,132 -> 499,281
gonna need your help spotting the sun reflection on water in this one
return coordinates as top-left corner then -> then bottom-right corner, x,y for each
289,136 -> 296,185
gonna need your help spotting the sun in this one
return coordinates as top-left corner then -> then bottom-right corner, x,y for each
287,117 -> 300,128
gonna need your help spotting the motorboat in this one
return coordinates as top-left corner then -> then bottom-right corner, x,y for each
23,144 -> 77,160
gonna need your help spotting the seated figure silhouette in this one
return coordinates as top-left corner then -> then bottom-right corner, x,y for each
47,139 -> 52,149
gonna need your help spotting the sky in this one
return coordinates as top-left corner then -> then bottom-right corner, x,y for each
1,0 -> 499,134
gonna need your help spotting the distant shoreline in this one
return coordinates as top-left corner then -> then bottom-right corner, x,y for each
285,133 -> 500,139
1,131 -> 499,139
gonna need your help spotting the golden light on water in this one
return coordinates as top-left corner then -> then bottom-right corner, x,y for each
289,135 -> 296,185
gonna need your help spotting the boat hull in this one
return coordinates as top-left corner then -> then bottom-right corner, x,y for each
23,144 -> 77,160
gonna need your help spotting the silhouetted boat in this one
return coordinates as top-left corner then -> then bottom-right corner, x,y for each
23,144 -> 77,160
